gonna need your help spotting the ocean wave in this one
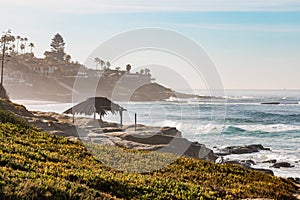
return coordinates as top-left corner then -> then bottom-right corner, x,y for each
244,111 -> 300,123
153,120 -> 300,135
223,95 -> 255,100
220,124 -> 300,135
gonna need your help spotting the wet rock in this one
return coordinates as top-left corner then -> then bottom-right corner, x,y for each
221,144 -> 270,155
262,159 -> 277,164
240,159 -> 256,166
270,162 -> 294,168
159,127 -> 182,137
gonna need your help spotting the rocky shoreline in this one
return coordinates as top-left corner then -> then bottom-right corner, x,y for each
23,110 -> 299,184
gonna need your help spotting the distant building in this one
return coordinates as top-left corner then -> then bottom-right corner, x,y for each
4,71 -> 28,85
29,64 -> 58,75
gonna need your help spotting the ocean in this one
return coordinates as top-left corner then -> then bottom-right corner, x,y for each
14,90 -> 300,178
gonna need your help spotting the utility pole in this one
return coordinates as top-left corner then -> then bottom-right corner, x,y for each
0,30 -> 11,97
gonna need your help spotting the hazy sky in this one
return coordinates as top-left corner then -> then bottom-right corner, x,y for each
1,0 -> 300,90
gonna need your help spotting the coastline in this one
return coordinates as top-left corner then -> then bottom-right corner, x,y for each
12,98 -> 300,180
23,104 -> 298,179
1,98 -> 299,199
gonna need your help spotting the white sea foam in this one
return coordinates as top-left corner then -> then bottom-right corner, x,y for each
236,124 -> 300,133
12,99 -> 59,105
223,95 -> 255,100
12,100 -> 73,114
153,121 -> 300,135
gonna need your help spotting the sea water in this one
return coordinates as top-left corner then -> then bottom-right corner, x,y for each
13,90 -> 300,178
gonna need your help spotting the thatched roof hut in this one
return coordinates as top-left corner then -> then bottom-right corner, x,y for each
63,97 -> 126,125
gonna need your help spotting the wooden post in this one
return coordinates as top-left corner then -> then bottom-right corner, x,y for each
120,110 -> 123,128
135,113 -> 137,131
94,112 -> 96,121
72,114 -> 75,123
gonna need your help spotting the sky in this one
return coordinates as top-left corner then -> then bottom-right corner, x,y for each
0,0 -> 300,90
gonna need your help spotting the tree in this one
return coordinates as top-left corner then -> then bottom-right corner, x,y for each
94,57 -> 100,70
64,54 -> 71,62
106,61 -> 111,69
144,68 -> 151,75
16,36 -> 20,53
126,64 -> 131,72
139,69 -> 144,74
0,30 -> 12,99
20,44 -> 25,54
11,44 -> 16,53
28,43 -> 34,53
100,60 -> 105,70
24,37 -> 28,52
44,33 -> 66,61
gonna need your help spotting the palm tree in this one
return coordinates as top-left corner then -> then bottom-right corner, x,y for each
11,44 -> 16,53
106,61 -> 111,69
126,64 -> 131,72
16,36 -> 20,53
24,38 -> 28,53
65,54 -> 71,62
100,60 -> 105,70
144,68 -> 151,75
94,57 -> 100,70
8,35 -> 15,49
28,43 -> 34,53
20,38 -> 24,53
20,44 -> 25,54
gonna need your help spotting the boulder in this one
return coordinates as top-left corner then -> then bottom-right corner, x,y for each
159,127 -> 182,137
103,127 -> 124,133
121,133 -> 217,161
240,159 -> 256,166
221,144 -> 270,155
184,142 -> 218,161
122,133 -> 175,145
270,162 -> 294,168
262,159 -> 277,164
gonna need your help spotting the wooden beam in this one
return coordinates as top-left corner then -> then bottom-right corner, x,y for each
120,110 -> 123,128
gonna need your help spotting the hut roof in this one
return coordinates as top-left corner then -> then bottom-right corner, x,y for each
63,97 -> 126,116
